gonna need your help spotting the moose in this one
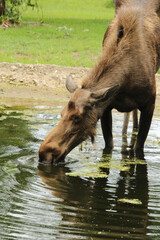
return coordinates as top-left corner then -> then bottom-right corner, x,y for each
39,0 -> 160,164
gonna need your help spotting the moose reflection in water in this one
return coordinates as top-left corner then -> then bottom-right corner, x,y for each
39,0 -> 160,163
38,150 -> 149,239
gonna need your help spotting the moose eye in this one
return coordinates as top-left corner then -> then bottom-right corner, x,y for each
68,101 -> 75,110
72,114 -> 81,123
117,25 -> 124,44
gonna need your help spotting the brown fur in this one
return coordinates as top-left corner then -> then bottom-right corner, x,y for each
39,0 -> 160,163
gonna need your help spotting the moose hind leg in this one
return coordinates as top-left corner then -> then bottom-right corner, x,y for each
122,112 -> 130,151
130,109 -> 139,148
135,104 -> 155,154
132,109 -> 138,130
101,109 -> 113,151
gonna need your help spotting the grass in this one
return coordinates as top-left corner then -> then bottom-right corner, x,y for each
0,0 -> 114,67
23,0 -> 114,21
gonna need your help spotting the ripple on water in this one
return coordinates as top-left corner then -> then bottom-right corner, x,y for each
0,101 -> 160,239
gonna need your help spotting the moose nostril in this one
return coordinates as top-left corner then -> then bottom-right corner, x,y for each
39,151 -> 52,164
38,144 -> 64,164
39,151 -> 44,162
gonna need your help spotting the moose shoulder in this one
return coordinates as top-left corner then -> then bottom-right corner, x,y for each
39,0 -> 160,164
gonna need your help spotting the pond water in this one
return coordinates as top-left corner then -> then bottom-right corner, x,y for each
0,97 -> 160,240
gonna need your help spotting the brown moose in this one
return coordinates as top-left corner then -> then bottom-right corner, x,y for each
39,0 -> 160,164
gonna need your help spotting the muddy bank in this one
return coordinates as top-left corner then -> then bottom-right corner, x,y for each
0,63 -> 88,105
0,62 -> 88,88
0,62 -> 160,106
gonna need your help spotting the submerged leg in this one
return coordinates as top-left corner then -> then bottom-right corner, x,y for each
130,109 -> 139,148
122,110 -> 139,152
122,112 -> 130,151
132,109 -> 138,130
101,109 -> 113,151
135,104 -> 155,156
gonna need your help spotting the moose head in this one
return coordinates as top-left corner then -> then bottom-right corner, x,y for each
39,76 -> 119,164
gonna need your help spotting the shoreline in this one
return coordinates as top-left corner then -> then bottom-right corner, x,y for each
0,62 -> 160,106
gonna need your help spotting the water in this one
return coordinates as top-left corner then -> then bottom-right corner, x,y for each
0,98 -> 160,240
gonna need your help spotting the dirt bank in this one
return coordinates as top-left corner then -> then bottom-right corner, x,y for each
0,63 -> 88,105
0,62 -> 160,106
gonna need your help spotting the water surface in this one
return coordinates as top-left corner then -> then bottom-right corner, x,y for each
0,98 -> 160,240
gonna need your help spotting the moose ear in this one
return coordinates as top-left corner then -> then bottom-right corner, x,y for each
151,0 -> 160,16
113,0 -> 128,13
91,85 -> 119,104
66,75 -> 78,93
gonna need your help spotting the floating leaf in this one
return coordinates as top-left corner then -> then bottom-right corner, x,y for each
118,198 -> 142,205
111,164 -> 130,171
87,163 -> 110,169
123,160 -> 146,165
87,162 -> 130,171
66,171 -> 108,179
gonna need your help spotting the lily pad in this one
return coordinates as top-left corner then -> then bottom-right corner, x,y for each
118,198 -> 142,205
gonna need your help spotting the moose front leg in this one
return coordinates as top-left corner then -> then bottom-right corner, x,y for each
101,109 -> 113,151
135,104 -> 155,156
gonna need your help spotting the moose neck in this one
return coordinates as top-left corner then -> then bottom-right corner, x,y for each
81,5 -> 159,93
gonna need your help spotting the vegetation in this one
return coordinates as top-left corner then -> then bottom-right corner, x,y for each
0,0 -> 38,23
0,0 -> 114,67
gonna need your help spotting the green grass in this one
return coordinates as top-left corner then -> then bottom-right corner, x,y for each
24,0 -> 114,22
0,0 -> 114,67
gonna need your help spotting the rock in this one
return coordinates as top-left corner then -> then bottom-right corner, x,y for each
9,81 -> 14,84
10,65 -> 17,71
33,79 -> 38,86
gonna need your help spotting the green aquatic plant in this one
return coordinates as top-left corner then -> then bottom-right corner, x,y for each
0,103 -> 11,110
88,162 -> 130,171
86,157 -> 145,173
121,159 -> 146,165
66,170 -> 108,179
118,198 -> 142,205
